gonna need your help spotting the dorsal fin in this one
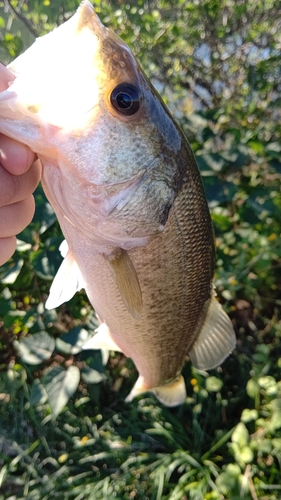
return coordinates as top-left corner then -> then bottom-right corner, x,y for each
104,248 -> 142,319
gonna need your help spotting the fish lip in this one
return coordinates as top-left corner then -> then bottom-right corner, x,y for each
76,0 -> 107,38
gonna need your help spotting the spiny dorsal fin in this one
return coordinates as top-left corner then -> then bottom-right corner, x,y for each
104,248 -> 142,319
189,294 -> 236,370
125,374 -> 186,407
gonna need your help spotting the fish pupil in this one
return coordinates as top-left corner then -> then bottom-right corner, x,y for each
117,92 -> 132,109
110,83 -> 140,116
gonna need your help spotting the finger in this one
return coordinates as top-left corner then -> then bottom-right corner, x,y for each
0,63 -> 15,91
0,134 -> 36,175
0,160 -> 41,208
0,195 -> 35,237
0,236 -> 17,266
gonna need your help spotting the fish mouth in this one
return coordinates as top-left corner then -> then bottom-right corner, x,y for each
76,0 -> 108,39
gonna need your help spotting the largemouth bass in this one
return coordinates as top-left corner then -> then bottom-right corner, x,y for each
0,1 -> 235,406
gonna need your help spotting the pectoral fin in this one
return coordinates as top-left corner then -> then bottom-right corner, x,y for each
189,294 -> 236,370
125,374 -> 186,407
45,240 -> 85,309
104,248 -> 142,319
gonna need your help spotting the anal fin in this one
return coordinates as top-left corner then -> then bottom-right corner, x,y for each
104,248 -> 142,319
125,374 -> 186,407
189,294 -> 236,370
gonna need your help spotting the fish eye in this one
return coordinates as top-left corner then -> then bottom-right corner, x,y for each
110,83 -> 141,116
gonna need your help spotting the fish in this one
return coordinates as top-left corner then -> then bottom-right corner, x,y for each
0,0 -> 236,406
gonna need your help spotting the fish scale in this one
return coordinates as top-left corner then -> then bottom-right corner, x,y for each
0,0 -> 235,406
86,169 -> 213,387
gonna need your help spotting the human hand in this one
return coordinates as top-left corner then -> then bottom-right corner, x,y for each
0,64 -> 41,266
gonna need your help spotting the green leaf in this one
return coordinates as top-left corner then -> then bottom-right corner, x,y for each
258,375 -> 277,394
80,349 -> 107,373
42,366 -> 80,418
30,378 -> 48,405
0,259 -> 24,284
197,153 -> 225,173
80,365 -> 106,384
241,409 -> 258,423
14,331 -> 55,365
247,140 -> 264,154
246,379 -> 259,400
257,439 -> 272,454
206,376 -> 223,392
56,326 -> 92,355
203,175 -> 237,207
231,422 -> 249,449
30,249 -> 56,280
16,239 -> 32,252
239,446 -> 254,464
32,184 -> 57,234
215,464 -> 241,495
272,438 -> 281,451
268,408 -> 281,433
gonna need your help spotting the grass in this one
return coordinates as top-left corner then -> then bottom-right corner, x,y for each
1,318 -> 281,499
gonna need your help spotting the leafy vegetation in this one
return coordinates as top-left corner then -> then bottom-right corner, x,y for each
0,0 -> 281,498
